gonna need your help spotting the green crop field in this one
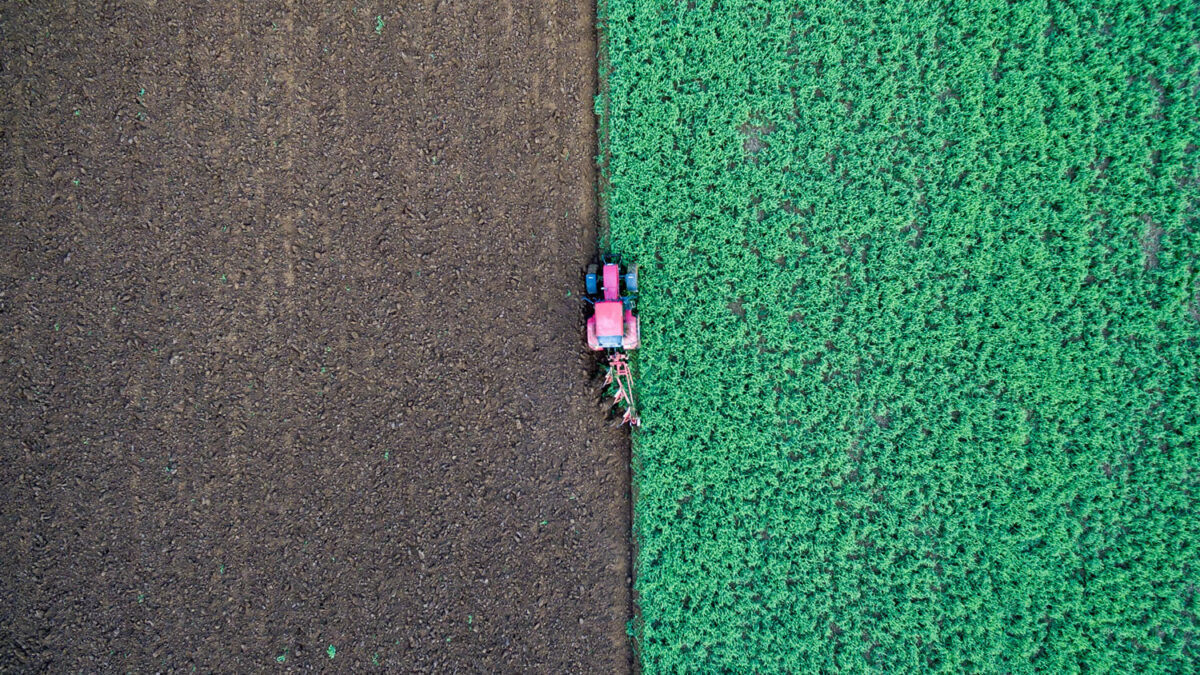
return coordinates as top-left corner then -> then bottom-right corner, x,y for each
598,0 -> 1199,672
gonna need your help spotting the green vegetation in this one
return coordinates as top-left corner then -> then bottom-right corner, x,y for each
599,0 -> 1200,672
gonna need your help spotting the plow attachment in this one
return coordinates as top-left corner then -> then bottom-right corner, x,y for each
604,352 -> 640,427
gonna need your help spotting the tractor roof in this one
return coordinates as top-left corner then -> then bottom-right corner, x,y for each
594,301 -> 624,337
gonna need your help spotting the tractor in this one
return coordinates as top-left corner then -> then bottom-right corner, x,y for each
584,254 -> 640,426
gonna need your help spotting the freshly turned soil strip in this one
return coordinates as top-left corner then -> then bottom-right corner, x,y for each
0,0 -> 631,671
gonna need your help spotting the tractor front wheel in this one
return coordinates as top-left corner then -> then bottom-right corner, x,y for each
586,264 -> 599,296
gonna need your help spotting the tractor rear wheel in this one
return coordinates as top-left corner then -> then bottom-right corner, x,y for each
625,265 -> 638,292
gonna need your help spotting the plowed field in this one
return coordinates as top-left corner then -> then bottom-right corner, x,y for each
1,1 -> 630,671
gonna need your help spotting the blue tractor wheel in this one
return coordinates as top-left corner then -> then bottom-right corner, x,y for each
624,265 -> 638,292
586,264 -> 599,296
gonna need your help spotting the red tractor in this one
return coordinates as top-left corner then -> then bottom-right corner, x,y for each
585,255 -> 640,426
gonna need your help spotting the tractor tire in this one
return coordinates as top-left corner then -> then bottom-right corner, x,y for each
625,265 -> 638,292
586,264 -> 599,296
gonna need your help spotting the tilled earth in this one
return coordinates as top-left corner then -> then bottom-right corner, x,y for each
1,1 -> 630,671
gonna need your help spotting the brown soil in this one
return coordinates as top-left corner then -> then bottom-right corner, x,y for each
0,1 -> 631,671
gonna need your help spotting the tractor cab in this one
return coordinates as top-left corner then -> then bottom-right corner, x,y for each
585,255 -> 639,351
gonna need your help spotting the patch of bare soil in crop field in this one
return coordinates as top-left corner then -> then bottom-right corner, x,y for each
0,0 -> 630,671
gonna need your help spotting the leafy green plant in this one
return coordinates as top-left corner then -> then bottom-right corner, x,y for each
601,0 -> 1200,672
